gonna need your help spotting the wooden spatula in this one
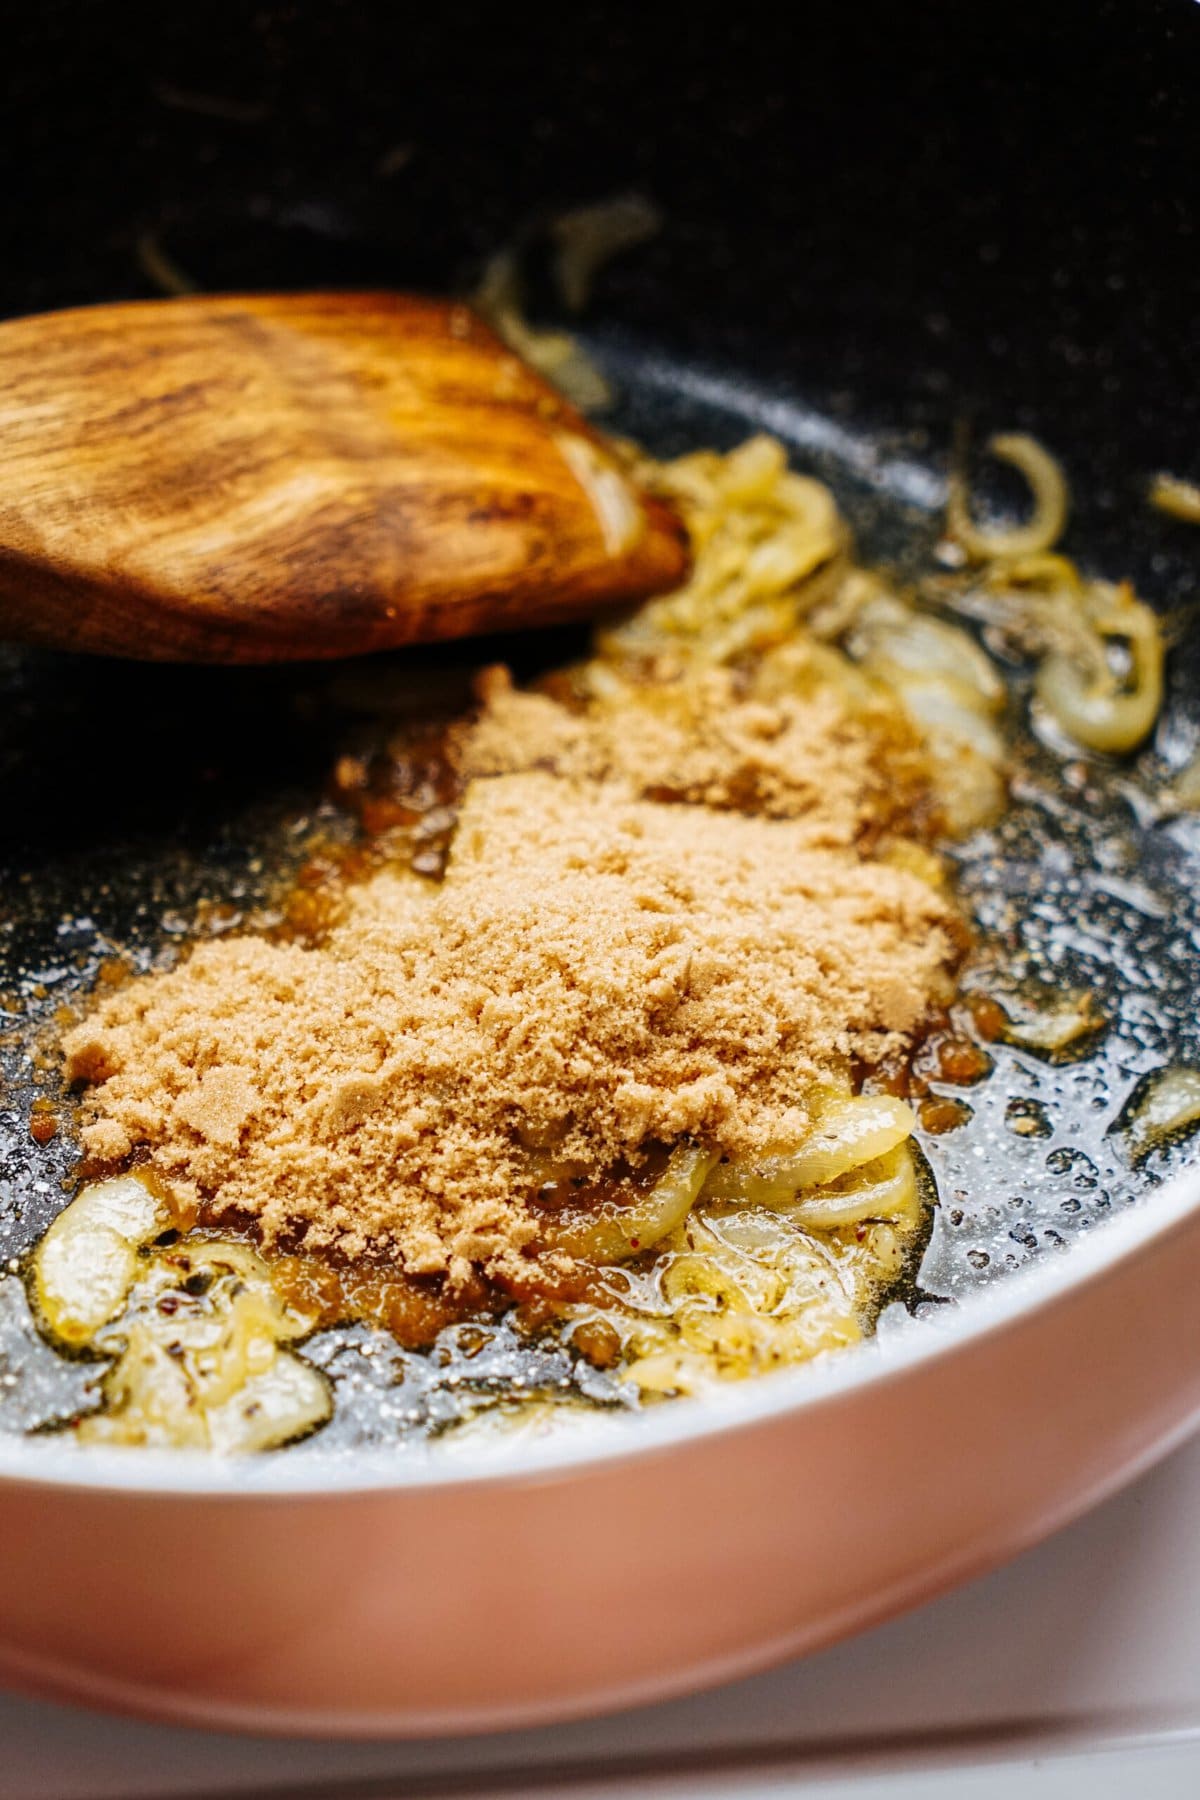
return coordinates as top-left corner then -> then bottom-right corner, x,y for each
0,292 -> 689,662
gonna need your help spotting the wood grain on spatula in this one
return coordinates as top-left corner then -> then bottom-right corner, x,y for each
0,292 -> 689,662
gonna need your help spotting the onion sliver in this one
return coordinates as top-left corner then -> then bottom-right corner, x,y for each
33,1175 -> 168,1345
545,1143 -> 717,1263
1120,1066 -> 1200,1164
851,600 -> 1005,710
1035,594 -> 1164,754
1149,473 -> 1200,525
775,1145 -> 918,1230
948,433 -> 1069,563
702,1096 -> 916,1203
204,1357 -> 332,1456
556,432 -> 644,556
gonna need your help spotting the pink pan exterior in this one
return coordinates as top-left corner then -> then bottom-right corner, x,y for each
0,1170 -> 1196,1738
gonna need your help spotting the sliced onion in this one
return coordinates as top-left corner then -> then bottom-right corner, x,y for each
849,598 -> 1005,710
997,983 -> 1107,1055
621,1349 -> 722,1397
881,670 -> 1007,763
550,194 -> 662,313
34,1179 -> 331,1450
1167,751 -> 1200,811
742,523 -> 837,595
472,248 -> 613,410
1120,1066 -> 1200,1164
203,1356 -> 332,1456
948,434 -> 1069,563
774,1145 -> 918,1230
927,744 -> 1008,837
80,1331 -> 331,1454
1149,473 -> 1200,525
702,1096 -> 916,1203
556,432 -> 644,555
80,1330 -> 202,1448
33,1176 -> 168,1345
545,1143 -> 717,1263
718,435 -> 788,501
1035,592 -> 1164,754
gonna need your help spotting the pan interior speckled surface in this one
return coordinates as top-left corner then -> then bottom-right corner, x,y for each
1,2 -> 1198,1464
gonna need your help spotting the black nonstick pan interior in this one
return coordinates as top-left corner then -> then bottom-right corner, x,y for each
1,2 -> 1198,1452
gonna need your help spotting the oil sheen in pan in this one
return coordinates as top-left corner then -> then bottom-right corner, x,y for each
0,343 -> 1198,1452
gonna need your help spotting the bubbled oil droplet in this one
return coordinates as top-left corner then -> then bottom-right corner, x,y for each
1005,1098 -> 1052,1139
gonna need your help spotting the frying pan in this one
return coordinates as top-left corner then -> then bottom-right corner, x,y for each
0,0 -> 1198,1735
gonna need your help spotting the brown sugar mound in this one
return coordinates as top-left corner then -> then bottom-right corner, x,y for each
63,772 -> 959,1287
461,649 -> 934,849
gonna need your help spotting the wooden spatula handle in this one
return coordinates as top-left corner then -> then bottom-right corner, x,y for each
0,293 -> 689,662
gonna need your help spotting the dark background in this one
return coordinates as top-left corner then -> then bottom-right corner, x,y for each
3,0 -> 1197,453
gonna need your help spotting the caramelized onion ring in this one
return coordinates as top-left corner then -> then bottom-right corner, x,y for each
948,434 -> 1069,563
702,1096 -> 916,1204
542,1143 -> 717,1263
